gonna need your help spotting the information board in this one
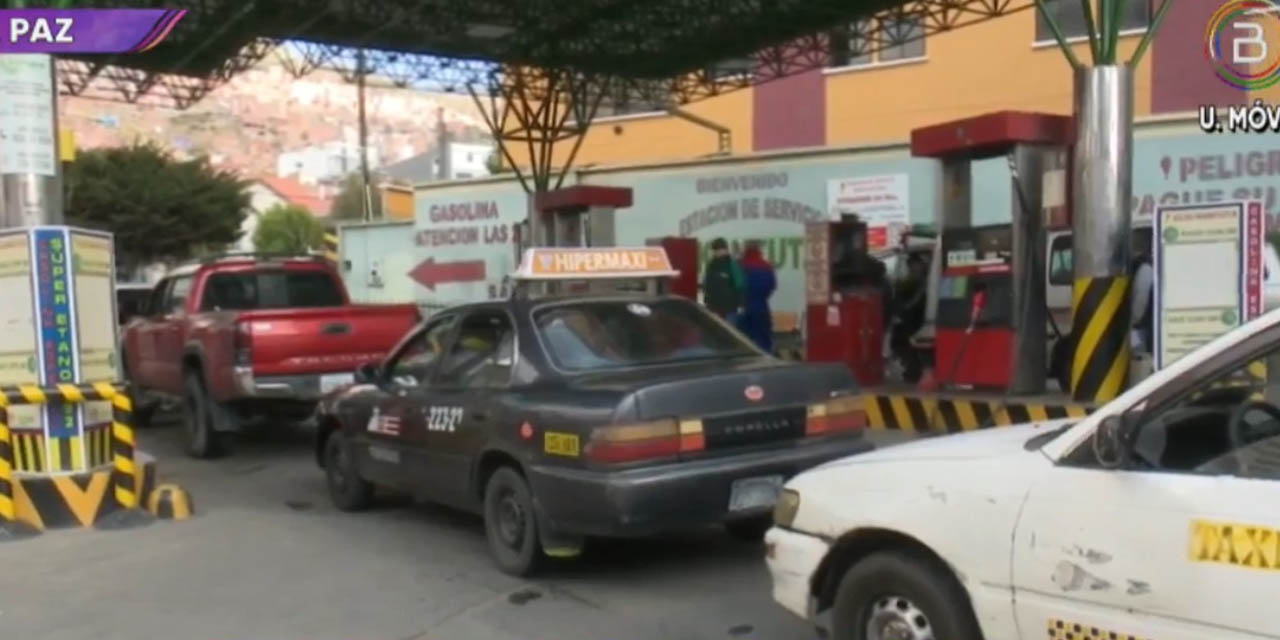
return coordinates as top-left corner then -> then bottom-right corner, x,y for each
1153,201 -> 1265,370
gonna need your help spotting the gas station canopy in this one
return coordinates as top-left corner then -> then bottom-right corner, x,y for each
58,0 -> 1032,108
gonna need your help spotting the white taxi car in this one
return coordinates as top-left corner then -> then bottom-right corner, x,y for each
766,308 -> 1280,640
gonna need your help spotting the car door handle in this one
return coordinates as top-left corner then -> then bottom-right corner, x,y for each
472,410 -> 487,422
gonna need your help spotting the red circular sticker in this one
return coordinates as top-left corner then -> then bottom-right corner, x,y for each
519,422 -> 534,439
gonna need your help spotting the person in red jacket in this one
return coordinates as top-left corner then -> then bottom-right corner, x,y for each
737,241 -> 777,352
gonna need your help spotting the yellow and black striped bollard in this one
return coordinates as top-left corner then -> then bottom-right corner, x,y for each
95,386 -> 154,530
1069,275 -> 1131,403
0,405 -> 40,540
148,483 -> 194,520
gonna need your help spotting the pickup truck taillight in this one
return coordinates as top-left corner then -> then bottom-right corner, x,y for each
804,395 -> 866,436
234,320 -> 253,367
586,418 -> 705,463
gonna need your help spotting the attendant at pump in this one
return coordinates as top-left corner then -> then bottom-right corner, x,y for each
890,254 -> 929,382
702,237 -> 745,322
1130,248 -> 1154,355
737,240 -> 777,353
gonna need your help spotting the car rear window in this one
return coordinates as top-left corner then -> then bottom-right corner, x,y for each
532,298 -> 758,372
200,269 -> 344,311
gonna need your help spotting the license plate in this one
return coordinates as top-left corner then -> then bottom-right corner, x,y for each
728,475 -> 783,512
320,373 -> 354,393
544,432 -> 581,457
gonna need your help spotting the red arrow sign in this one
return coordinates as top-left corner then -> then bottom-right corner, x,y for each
408,258 -> 487,290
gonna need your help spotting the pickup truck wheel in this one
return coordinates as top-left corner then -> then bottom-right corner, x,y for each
831,550 -> 982,640
324,432 -> 373,511
483,467 -> 544,577
724,516 -> 772,542
183,374 -> 225,459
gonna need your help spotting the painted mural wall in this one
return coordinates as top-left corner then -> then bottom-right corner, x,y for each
580,149 -> 942,321
412,178 -> 527,309
406,117 -> 1261,319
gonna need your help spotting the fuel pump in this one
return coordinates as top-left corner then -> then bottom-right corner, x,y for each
532,185 -> 634,296
935,225 -> 1016,388
910,111 -> 1072,395
804,215 -> 887,386
645,236 -> 699,299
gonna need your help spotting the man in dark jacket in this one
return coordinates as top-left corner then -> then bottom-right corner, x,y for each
702,237 -> 744,321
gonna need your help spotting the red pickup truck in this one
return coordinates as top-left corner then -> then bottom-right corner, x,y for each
122,254 -> 419,458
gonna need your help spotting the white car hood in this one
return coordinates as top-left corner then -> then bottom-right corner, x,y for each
815,419 -> 1074,468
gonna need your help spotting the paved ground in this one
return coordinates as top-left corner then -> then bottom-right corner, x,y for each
0,417 -> 917,640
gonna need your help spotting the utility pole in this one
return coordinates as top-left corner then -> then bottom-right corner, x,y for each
356,47 -> 372,221
0,0 -> 63,227
436,107 -> 451,180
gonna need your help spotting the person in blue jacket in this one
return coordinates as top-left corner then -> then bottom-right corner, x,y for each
737,240 -> 777,353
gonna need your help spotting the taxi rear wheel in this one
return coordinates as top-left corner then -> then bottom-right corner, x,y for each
831,550 -> 981,640
483,467 -> 544,577
325,432 -> 373,511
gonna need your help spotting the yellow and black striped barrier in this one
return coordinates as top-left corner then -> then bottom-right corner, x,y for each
148,483 -> 194,520
10,424 -> 113,473
861,392 -> 1094,432
0,382 -> 169,531
323,231 -> 339,263
1069,275 -> 1131,403
0,412 -> 40,540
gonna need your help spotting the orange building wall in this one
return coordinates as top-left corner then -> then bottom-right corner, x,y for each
383,187 -> 414,220
826,10 -> 1154,145
545,89 -> 754,169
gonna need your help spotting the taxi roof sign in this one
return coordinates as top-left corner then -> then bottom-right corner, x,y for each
512,247 -> 678,280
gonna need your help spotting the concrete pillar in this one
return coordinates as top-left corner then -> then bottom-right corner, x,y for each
0,54 -> 62,228
1069,65 -> 1134,403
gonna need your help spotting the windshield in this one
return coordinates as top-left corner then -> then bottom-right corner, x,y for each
533,298 -> 759,372
200,269 -> 344,311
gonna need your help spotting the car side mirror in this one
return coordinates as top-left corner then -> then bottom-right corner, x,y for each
1092,412 -> 1138,469
354,362 -> 381,385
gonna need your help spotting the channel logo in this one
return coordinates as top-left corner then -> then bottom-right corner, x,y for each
1205,0 -> 1280,91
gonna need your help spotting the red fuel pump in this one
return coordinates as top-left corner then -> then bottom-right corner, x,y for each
803,217 -> 886,386
934,224 -> 1015,388
646,236 -> 698,299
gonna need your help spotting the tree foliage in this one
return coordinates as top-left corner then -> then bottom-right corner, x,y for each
252,204 -> 326,254
485,151 -> 511,175
330,172 -> 382,220
65,142 -> 249,273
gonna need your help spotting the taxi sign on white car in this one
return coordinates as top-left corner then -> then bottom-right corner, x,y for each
765,306 -> 1280,640
511,246 -> 679,280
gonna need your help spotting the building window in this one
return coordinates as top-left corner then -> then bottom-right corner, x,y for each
1034,0 -> 1150,43
829,16 -> 926,69
880,16 -> 926,61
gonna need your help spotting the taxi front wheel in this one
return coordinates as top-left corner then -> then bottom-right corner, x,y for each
832,550 -> 982,640
483,467 -> 544,577
325,433 -> 373,511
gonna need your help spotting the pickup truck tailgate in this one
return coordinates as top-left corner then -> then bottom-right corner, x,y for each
241,304 -> 417,376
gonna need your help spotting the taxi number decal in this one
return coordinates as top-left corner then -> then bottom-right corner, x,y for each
544,432 -> 580,457
427,406 -> 464,432
1189,518 -> 1280,570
